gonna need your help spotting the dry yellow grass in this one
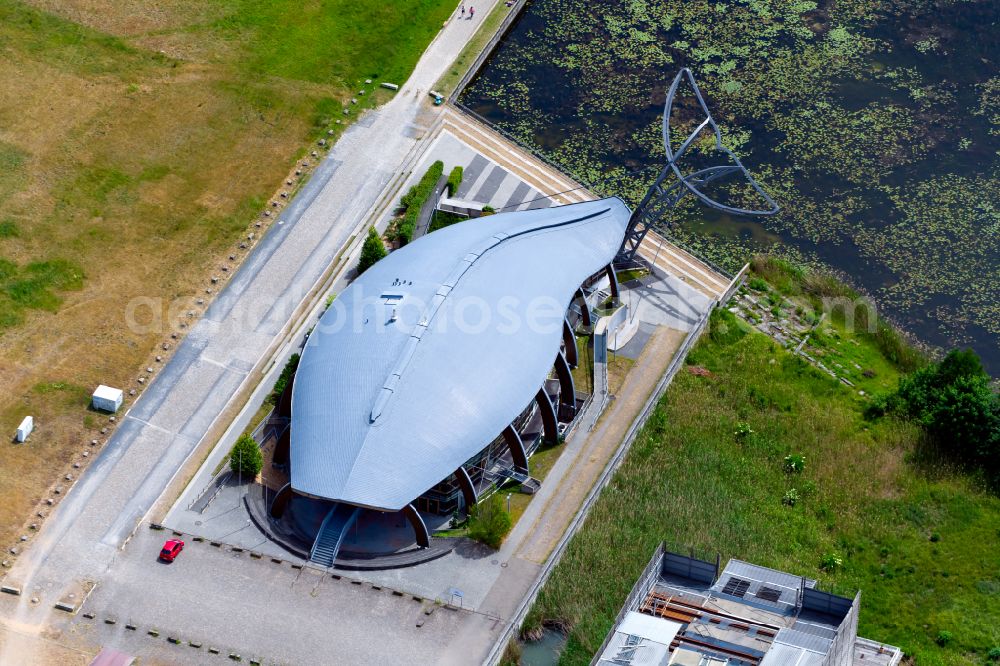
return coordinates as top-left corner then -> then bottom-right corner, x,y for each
0,58 -> 322,544
0,0 -> 453,553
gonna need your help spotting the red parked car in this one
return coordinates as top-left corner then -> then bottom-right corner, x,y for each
159,539 -> 184,562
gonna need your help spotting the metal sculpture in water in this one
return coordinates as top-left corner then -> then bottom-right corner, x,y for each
617,68 -> 779,265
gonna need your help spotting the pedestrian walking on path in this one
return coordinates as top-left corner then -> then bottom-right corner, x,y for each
469,6 -> 475,19
460,4 -> 465,17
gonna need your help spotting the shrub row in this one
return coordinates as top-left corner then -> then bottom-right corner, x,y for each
394,160 -> 444,244
446,165 -> 463,197
268,353 -> 300,405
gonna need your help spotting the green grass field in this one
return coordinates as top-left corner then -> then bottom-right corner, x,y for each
524,305 -> 1000,664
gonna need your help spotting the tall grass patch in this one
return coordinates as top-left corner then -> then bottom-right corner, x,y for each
526,324 -> 1000,665
750,255 -> 926,372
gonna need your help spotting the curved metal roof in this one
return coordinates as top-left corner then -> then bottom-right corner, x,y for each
290,197 -> 630,510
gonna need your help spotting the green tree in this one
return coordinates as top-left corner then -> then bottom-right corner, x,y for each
892,349 -> 999,473
468,494 -> 512,549
357,226 -> 387,275
924,375 -> 999,463
230,433 -> 263,478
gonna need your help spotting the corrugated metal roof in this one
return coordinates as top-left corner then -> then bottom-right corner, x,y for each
290,198 -> 630,510
758,642 -> 825,666
713,560 -> 804,611
597,631 -> 671,666
758,623 -> 834,666
618,612 -> 683,645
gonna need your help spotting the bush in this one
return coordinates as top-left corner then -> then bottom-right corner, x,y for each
395,160 -> 444,243
446,165 -> 463,196
987,646 -> 1000,660
783,454 -> 806,474
820,552 -> 843,572
890,349 -> 999,474
230,434 -> 263,478
268,353 -> 300,405
468,494 -> 512,549
734,422 -> 753,442
935,630 -> 953,647
782,489 -> 799,506
357,226 -> 387,275
710,307 -> 747,346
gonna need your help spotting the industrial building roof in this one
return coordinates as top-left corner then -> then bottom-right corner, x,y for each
290,197 -> 631,510
594,549 -> 902,666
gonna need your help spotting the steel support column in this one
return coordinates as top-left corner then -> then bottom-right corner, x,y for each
553,351 -> 576,419
562,318 -> 578,368
270,482 -> 292,519
273,426 -> 290,467
503,425 -> 529,474
455,466 -> 478,511
605,264 -> 620,304
574,288 -> 592,328
536,388 -> 558,445
403,503 -> 430,548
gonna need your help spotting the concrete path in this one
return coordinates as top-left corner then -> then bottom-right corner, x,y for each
443,107 -> 591,205
638,231 -> 730,299
510,327 -> 686,565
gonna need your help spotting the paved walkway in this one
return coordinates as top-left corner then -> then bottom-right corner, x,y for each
443,107 -> 591,205
512,326 -> 686,565
638,231 -> 729,299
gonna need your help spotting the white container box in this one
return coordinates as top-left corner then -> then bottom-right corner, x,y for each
92,385 -> 124,413
16,416 -> 33,443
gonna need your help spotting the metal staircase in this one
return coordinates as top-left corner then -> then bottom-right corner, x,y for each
496,461 -> 530,484
494,462 -> 541,495
309,503 -> 361,568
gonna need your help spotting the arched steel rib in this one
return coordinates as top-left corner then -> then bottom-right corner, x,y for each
617,68 -> 779,264
662,67 -> 779,217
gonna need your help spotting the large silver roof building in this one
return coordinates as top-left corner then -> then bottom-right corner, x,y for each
594,545 -> 903,666
266,198 -> 630,560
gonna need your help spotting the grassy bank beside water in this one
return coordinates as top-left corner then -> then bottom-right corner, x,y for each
524,264 -> 1000,665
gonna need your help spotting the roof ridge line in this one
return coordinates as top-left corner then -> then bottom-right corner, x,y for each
368,204 -> 611,426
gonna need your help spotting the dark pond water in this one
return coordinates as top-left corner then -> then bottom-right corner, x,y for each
461,0 -> 999,372
519,627 -> 567,666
